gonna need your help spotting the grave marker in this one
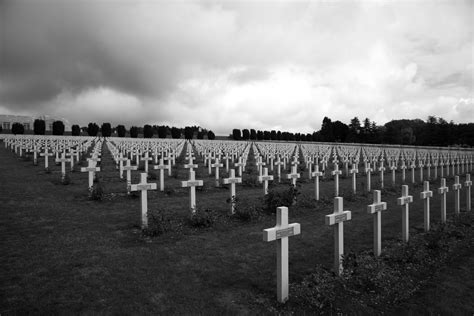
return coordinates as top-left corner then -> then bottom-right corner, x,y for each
438,178 -> 449,223
465,174 -> 472,211
452,176 -> 461,216
81,159 -> 100,196
397,185 -> 413,242
325,197 -> 352,275
153,158 -> 168,192
263,206 -> 301,303
223,169 -> 242,214
123,159 -> 138,195
332,163 -> 342,196
181,170 -> 203,214
312,165 -> 323,200
131,173 -> 157,229
286,165 -> 300,187
350,163 -> 358,194
259,167 -> 274,195
367,190 -> 387,256
420,181 -> 433,232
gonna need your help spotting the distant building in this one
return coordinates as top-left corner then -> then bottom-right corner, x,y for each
0,114 -> 71,132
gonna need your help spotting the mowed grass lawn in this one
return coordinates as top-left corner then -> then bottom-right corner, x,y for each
1,140 -> 473,314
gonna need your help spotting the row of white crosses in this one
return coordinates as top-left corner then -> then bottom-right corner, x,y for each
263,172 -> 472,303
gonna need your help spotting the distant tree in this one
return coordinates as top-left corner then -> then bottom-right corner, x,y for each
333,120 -> 349,142
130,126 -> 139,138
197,130 -> 204,139
33,119 -> 46,135
171,127 -> 181,139
250,129 -> 257,140
207,130 -> 215,140
256,130 -> 263,140
158,126 -> 168,138
242,129 -> 250,140
277,131 -> 282,140
52,121 -> 65,135
12,122 -> 24,135
320,117 -> 334,142
232,129 -> 241,140
116,125 -> 126,137
270,130 -> 277,140
71,124 -> 81,136
0,125 -> 3,133
184,126 -> 194,140
101,122 -> 112,137
143,124 -> 154,138
87,123 -> 100,136
295,133 -> 301,141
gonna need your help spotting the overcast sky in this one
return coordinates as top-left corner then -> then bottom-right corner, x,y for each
1,0 -> 472,134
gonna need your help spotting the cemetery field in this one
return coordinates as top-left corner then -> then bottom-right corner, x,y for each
1,140 -> 473,314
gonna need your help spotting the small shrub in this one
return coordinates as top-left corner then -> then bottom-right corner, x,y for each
90,183 -> 104,201
230,196 -> 262,221
143,209 -> 175,236
62,174 -> 71,185
187,208 -> 216,228
264,185 -> 300,213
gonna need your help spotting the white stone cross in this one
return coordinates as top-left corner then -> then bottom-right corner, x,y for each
184,155 -> 198,174
181,170 -> 203,214
234,157 -> 245,177
453,176 -> 462,216
378,161 -> 386,189
55,152 -> 71,182
365,163 -> 373,192
367,190 -> 387,256
419,160 -> 425,182
131,173 -> 157,229
40,147 -> 53,170
31,145 -> 41,166
141,151 -> 153,174
400,160 -> 407,182
397,185 -> 413,242
420,181 -> 433,232
211,159 -> 224,187
81,159 -> 100,195
437,178 -> 449,223
274,156 -> 284,183
222,153 -> 231,172
117,153 -> 128,179
123,159 -> 138,195
312,164 -> 323,200
325,197 -> 352,275
332,163 -> 342,196
223,169 -> 242,214
256,157 -> 266,183
390,163 -> 397,186
259,167 -> 274,195
410,161 -> 416,184
465,174 -> 472,212
263,206 -> 301,303
153,158 -> 169,192
286,165 -> 300,186
350,163 -> 358,194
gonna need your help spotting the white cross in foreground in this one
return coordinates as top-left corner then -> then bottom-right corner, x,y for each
181,170 -> 203,214
367,190 -> 387,256
452,176 -> 462,215
397,185 -> 413,242
223,169 -> 242,214
263,206 -> 301,303
437,178 -> 449,223
420,181 -> 433,232
81,159 -> 100,195
325,197 -> 352,275
130,173 -> 157,229
259,167 -> 274,195
465,174 -> 472,211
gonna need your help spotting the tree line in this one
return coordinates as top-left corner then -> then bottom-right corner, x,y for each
3,119 -> 216,140
231,116 -> 474,147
